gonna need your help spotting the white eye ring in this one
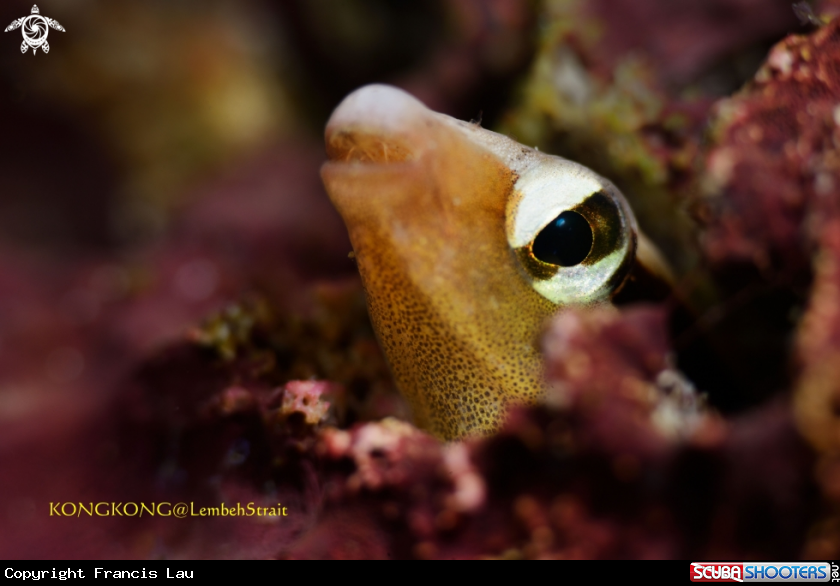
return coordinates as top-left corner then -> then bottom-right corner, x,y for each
506,156 -> 637,305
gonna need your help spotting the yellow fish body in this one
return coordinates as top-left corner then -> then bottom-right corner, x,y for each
322,85 -> 668,440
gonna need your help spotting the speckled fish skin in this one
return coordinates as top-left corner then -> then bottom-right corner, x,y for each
321,84 -> 639,440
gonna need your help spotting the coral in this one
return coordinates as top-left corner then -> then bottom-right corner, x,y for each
279,381 -> 332,426
279,309 -> 810,559
700,20 -> 840,274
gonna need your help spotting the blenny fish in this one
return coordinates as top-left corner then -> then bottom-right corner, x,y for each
321,85 -> 671,440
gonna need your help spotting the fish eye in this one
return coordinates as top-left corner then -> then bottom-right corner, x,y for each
532,210 -> 593,267
506,159 -> 637,305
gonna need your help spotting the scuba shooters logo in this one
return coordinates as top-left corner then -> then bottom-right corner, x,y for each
690,562 -> 836,582
5,5 -> 65,54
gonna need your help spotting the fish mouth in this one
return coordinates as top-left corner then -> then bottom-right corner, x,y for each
325,84 -> 430,165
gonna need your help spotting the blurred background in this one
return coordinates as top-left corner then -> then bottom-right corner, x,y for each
0,0 -> 824,559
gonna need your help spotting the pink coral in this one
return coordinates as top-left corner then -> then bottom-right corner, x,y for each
700,20 -> 840,273
280,381 -> 332,426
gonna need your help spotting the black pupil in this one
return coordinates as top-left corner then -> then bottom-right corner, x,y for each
531,211 -> 593,267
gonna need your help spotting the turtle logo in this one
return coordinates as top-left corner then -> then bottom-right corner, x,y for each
5,5 -> 65,55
